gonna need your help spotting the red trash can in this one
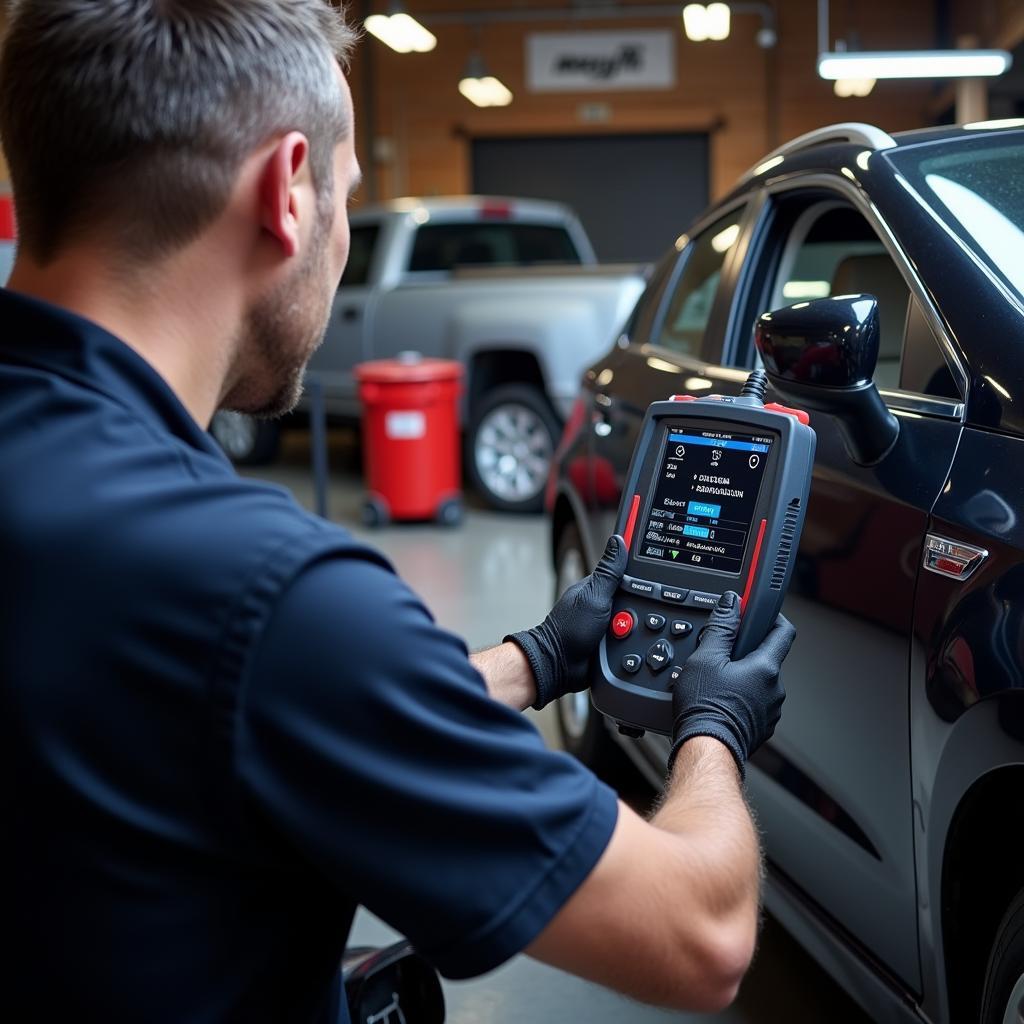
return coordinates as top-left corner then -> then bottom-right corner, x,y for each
355,355 -> 463,526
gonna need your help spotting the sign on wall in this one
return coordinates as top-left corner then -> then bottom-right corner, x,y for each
526,30 -> 676,92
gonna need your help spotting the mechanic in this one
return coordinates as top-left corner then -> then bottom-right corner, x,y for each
0,2 -> 794,1021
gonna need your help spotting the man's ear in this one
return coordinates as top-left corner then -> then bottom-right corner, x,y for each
259,132 -> 312,260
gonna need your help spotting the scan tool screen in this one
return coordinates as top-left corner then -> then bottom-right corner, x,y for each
639,426 -> 775,575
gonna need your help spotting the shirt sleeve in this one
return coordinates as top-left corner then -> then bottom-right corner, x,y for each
235,554 -> 619,979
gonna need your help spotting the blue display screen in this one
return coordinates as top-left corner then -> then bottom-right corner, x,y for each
640,425 -> 775,574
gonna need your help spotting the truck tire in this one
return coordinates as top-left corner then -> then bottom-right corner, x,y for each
210,411 -> 281,466
467,384 -> 560,513
980,889 -> 1024,1024
552,523 -> 620,772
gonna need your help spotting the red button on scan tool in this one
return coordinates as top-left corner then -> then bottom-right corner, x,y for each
611,610 -> 636,639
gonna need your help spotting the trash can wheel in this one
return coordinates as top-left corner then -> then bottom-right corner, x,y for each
362,496 -> 391,528
436,497 -> 464,528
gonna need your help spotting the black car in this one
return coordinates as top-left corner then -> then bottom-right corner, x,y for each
548,122 -> 1024,1024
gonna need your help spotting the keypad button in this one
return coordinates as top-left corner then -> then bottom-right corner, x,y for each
622,576 -> 660,599
610,610 -> 636,639
684,590 -> 721,610
644,613 -> 666,631
668,665 -> 685,685
660,587 -> 688,604
645,639 -> 674,674
670,619 -> 693,637
621,653 -> 642,675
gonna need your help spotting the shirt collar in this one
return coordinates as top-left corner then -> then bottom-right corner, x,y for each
0,286 -> 228,460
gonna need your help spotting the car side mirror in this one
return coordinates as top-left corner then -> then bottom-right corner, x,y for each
343,941 -> 445,1024
754,294 -> 899,466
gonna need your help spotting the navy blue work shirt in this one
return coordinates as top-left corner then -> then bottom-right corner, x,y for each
0,288 -> 618,1023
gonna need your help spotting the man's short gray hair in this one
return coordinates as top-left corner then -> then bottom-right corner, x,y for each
0,0 -> 357,263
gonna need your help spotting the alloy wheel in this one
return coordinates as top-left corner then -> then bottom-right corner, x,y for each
473,402 -> 554,504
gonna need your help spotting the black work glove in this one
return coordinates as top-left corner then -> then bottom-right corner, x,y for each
668,591 -> 795,779
506,535 -> 628,710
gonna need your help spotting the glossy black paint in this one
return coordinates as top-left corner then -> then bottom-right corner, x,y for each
550,124 -> 1024,1024
756,295 -> 900,466
756,294 -> 881,388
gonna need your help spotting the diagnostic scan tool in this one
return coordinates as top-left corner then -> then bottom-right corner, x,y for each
591,370 -> 815,737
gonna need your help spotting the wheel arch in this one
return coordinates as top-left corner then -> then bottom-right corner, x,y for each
550,485 -> 597,571
926,695 -> 1024,1023
466,348 -> 549,417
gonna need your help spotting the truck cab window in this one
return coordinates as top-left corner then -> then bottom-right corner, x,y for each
408,223 -> 580,273
340,224 -> 380,288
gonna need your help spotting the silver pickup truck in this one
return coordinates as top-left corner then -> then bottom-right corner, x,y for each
212,196 -> 647,512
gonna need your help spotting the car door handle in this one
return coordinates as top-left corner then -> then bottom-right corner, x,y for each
341,306 -> 361,322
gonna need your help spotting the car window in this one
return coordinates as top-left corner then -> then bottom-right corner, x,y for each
340,224 -> 380,288
899,297 -> 962,400
653,211 -> 742,357
620,248 -> 676,345
408,223 -> 580,272
770,205 -> 909,390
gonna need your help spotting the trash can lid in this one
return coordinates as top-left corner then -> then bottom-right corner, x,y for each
355,354 -> 463,384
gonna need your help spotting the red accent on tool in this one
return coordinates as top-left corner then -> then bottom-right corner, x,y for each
669,394 -> 697,402
740,519 -> 768,612
622,494 -> 642,549
611,610 -> 636,639
764,402 -> 810,426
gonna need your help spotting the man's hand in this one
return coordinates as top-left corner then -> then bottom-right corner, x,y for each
505,535 -> 627,710
669,592 -> 795,778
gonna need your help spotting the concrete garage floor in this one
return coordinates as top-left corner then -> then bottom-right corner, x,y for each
242,428 -> 871,1024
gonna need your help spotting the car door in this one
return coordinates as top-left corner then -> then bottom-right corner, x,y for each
721,182 -> 966,994
304,220 -> 382,416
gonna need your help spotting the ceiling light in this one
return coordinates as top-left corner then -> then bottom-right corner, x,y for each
705,3 -> 731,41
365,9 -> 436,54
834,77 -> 876,97
683,4 -> 731,42
682,4 -> 709,42
818,50 -> 1011,81
459,53 -> 512,107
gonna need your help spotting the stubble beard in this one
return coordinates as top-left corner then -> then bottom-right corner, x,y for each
222,206 -> 335,420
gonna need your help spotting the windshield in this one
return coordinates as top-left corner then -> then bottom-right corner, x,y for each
889,135 -> 1024,303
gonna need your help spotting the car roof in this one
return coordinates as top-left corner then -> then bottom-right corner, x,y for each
712,119 -> 1024,208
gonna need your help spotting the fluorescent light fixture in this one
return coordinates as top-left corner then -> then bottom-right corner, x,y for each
365,11 -> 436,53
683,4 -> 730,43
783,280 -> 831,300
834,77 -> 876,97
818,50 -> 1011,81
964,117 -> 1024,130
684,377 -> 714,390
711,222 -> 740,253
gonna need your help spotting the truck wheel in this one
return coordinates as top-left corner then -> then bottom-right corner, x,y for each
210,411 -> 281,466
553,523 -> 620,772
468,384 -> 560,513
981,889 -> 1024,1024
